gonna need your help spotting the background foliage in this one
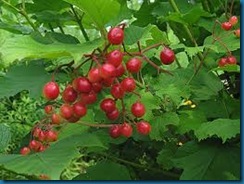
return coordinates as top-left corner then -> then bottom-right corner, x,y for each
0,0 -> 240,180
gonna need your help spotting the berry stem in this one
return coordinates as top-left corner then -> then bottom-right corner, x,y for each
70,5 -> 90,42
141,54 -> 173,76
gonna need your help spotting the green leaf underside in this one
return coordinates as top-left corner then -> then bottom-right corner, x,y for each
0,35 -> 103,66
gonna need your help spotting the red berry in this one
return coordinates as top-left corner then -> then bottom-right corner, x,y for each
229,16 -> 238,25
136,121 -> 151,135
33,127 -> 42,138
44,105 -> 53,114
80,91 -> 97,104
131,102 -> 146,118
99,63 -> 116,79
43,82 -> 60,100
73,102 -> 87,118
102,77 -> 115,87
107,27 -> 124,45
227,55 -> 237,65
221,22 -> 232,31
100,98 -> 116,113
38,144 -> 47,152
72,77 -> 92,93
110,84 -> 125,99
115,64 -> 125,77
126,58 -> 142,73
106,108 -> 120,120
120,123 -> 133,138
51,113 -> 62,125
234,29 -> 240,37
218,57 -> 228,67
109,125 -> 121,138
106,50 -> 123,67
67,115 -> 80,123
88,68 -> 102,83
29,140 -> 41,152
45,130 -> 58,142
60,104 -> 73,119
92,82 -> 103,93
20,147 -> 31,155
160,47 -> 175,65
121,78 -> 136,92
38,130 -> 46,142
62,85 -> 78,103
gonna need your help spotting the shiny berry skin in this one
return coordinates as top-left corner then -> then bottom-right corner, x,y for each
218,57 -> 228,67
38,145 -> 47,152
29,140 -> 41,152
92,82 -> 103,93
227,56 -> 237,65
109,125 -> 121,138
110,84 -> 125,99
136,121 -> 151,135
131,102 -> 146,118
62,85 -> 78,103
20,147 -> 31,155
107,27 -> 124,45
88,68 -> 102,83
106,108 -> 120,120
100,98 -> 116,113
51,113 -> 62,125
99,63 -> 116,79
221,22 -> 232,31
73,102 -> 87,118
43,82 -> 60,100
72,77 -> 92,93
44,105 -> 53,114
80,91 -> 97,105
234,29 -> 240,37
126,58 -> 142,73
229,16 -> 238,25
160,47 -> 175,65
120,123 -> 133,138
121,78 -> 136,92
115,64 -> 125,77
106,50 -> 123,67
45,131 -> 58,142
60,104 -> 73,119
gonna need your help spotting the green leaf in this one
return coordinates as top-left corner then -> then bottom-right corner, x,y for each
0,133 -> 106,180
211,64 -> 240,73
149,112 -> 180,141
0,61 -> 50,98
0,34 -> 103,66
177,110 -> 207,134
204,32 -> 240,53
0,124 -> 11,152
173,142 -> 240,180
124,25 -> 145,45
195,119 -> 240,143
73,160 -> 131,180
157,143 -> 178,170
63,0 -> 120,29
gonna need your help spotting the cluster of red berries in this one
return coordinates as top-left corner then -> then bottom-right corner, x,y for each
20,25 -> 175,155
221,15 -> 240,37
20,128 -> 58,155
218,55 -> 237,67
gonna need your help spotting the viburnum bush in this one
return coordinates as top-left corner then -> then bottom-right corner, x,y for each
0,0 -> 240,181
